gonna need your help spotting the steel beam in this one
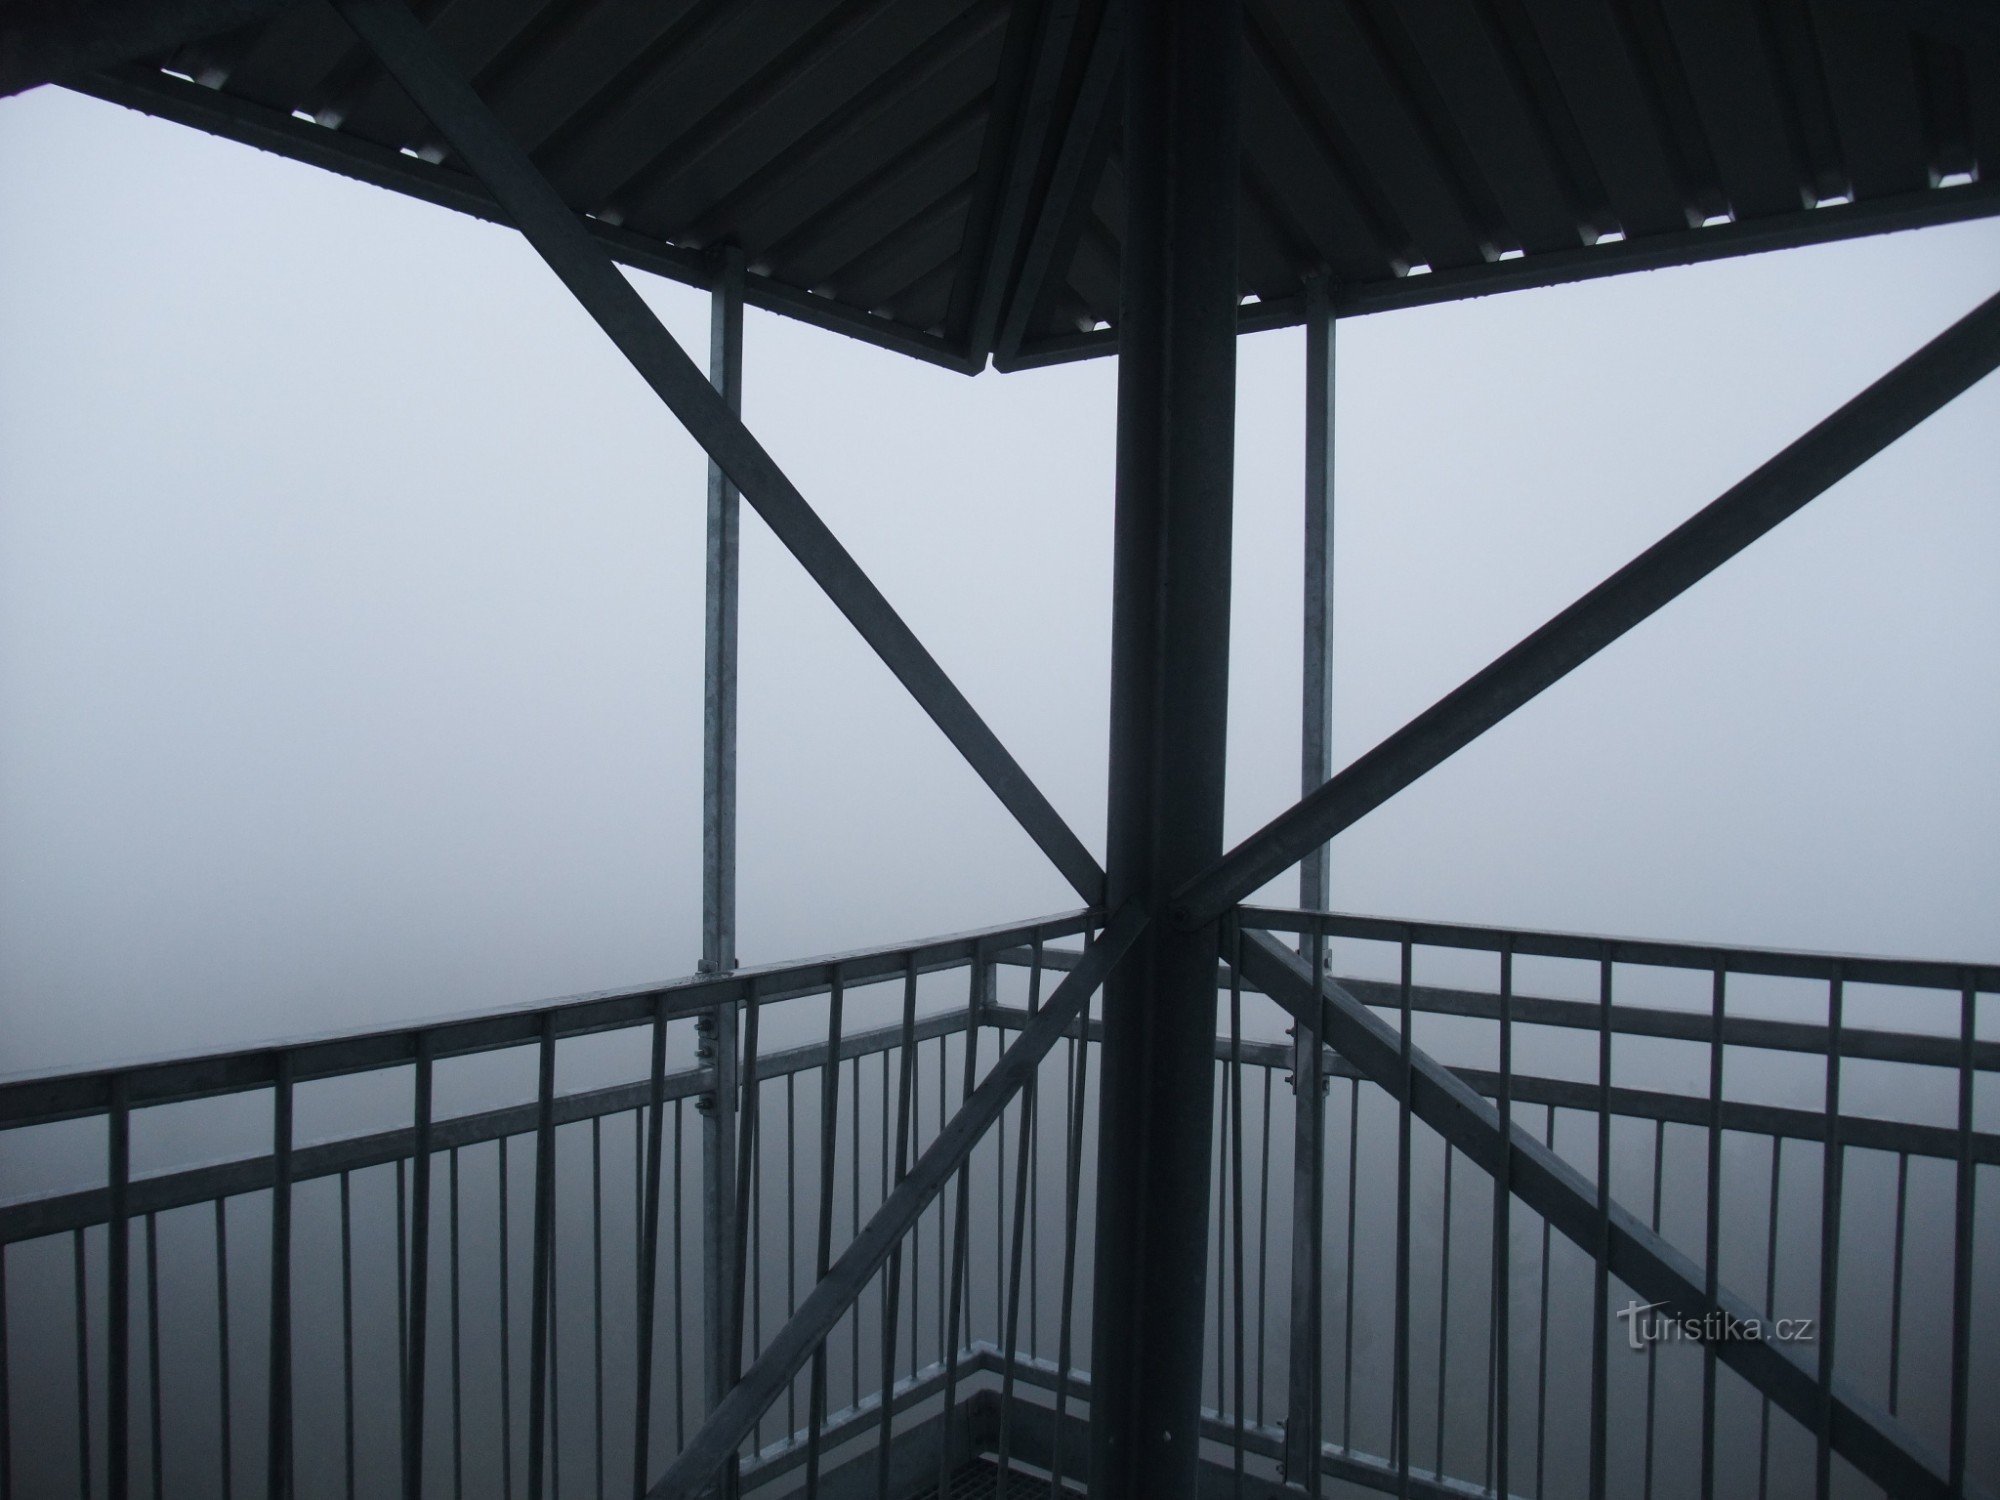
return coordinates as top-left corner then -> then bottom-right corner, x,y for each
1236,929 -> 1985,1500
648,903 -> 1145,1499
327,0 -> 1104,906
1090,5 -> 1241,1496
1175,284 -> 2000,927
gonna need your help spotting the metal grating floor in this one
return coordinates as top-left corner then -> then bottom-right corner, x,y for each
932,1457 -> 1079,1500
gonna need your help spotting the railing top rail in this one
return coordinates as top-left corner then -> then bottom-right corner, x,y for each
1241,905 -> 2000,993
0,908 -> 1098,1129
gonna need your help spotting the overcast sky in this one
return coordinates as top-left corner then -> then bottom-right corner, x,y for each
3,84 -> 1996,1075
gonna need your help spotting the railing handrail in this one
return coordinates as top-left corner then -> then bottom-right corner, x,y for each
999,949 -> 2000,1073
1241,904 -> 2000,993
0,908 -> 1098,1129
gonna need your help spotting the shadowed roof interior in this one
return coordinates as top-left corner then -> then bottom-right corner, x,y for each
49,0 -> 2000,372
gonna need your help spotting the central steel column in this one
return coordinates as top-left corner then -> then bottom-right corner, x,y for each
1090,3 -> 1241,1496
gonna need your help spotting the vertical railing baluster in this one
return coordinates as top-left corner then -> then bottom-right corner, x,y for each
1815,972 -> 1843,1500
1590,953 -> 1612,1500
996,935 -> 1044,1489
501,1137 -> 515,1500
879,1048 -> 892,1403
851,1052 -> 863,1409
592,1118 -> 605,1500
938,949 -> 986,1497
1339,1079 -> 1357,1457
916,1033 -> 927,1380
1213,1049 -> 1229,1420
1394,936 -> 1413,1496
1285,925 -> 1327,1493
1490,940 -> 1513,1500
786,1072 -> 798,1439
672,1102 -> 684,1456
1029,1012 -> 1042,1366
451,1147 -> 464,1500
1887,1150 -> 1908,1416
877,955 -> 921,1500
632,997 -> 668,1500
1757,1137 -> 1783,1500
215,1200 -> 234,1500
803,969 -> 846,1498
75,1228 -> 92,1500
0,1245 -> 11,1500
1050,949 -> 1093,1499
1434,1145 -> 1452,1483
1534,1109 -> 1554,1500
1229,921 -> 1248,1497
1702,960 -> 1724,1500
528,1017 -> 556,1500
107,1073 -> 130,1500
554,1129 -> 567,1500
342,1171 -> 357,1500
398,1158 -> 410,1439
269,1052 -> 295,1500
1257,1066 -> 1273,1432
993,1073 -> 1006,1349
731,990 -> 762,1483
936,1036 -> 947,1374
407,1033 -> 435,1500
145,1212 -> 162,1500
1642,1117 -> 1664,1500
751,1098 -> 764,1456
1948,977 -> 1975,1496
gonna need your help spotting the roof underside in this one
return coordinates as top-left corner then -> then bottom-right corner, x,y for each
49,0 -> 2000,372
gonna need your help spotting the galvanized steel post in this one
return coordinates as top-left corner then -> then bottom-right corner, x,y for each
1284,276 -> 1335,1490
698,244 -> 745,1455
1089,3 -> 1241,1496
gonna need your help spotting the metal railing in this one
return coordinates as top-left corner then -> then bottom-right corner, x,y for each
1,907 -> 1993,1499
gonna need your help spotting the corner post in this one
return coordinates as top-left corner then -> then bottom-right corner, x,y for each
698,244 -> 746,1450
1089,3 -> 1241,1496
1284,276 -> 1335,1490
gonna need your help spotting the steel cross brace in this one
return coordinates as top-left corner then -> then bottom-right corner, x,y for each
329,0 -> 1104,906
650,902 -> 1145,1498
1175,284 -> 2000,928
1234,926 -> 1989,1500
